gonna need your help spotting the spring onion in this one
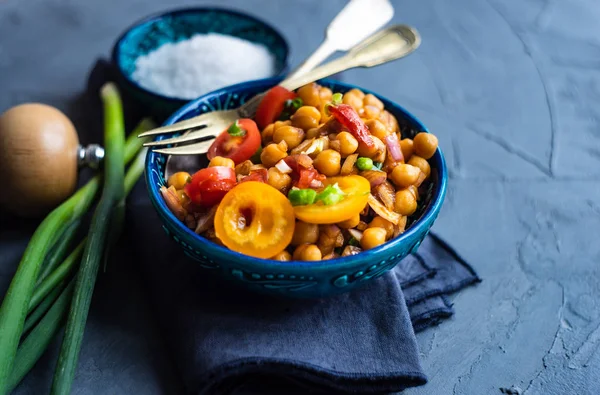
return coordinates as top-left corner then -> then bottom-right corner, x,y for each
356,157 -> 374,171
6,280 -> 75,394
28,242 -> 84,313
51,82 -> 126,393
0,167 -> 100,394
227,120 -> 246,137
373,161 -> 384,170
331,93 -> 343,105
278,97 -> 304,120
11,145 -> 149,391
315,183 -> 345,206
324,92 -> 343,116
288,188 -> 317,206
36,219 -> 81,285
22,282 -> 65,334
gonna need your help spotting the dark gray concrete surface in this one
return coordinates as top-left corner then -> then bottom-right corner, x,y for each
1,0 -> 600,394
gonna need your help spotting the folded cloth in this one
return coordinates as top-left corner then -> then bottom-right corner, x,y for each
126,203 -> 480,394
398,235 -> 481,331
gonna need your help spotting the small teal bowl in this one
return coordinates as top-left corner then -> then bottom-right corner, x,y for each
145,77 -> 447,299
111,7 -> 289,119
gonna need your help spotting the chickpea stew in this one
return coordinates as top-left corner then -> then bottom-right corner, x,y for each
160,82 -> 439,260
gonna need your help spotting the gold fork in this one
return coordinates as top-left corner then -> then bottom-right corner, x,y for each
139,25 -> 421,156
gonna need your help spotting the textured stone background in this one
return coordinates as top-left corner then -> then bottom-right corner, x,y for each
1,0 -> 600,394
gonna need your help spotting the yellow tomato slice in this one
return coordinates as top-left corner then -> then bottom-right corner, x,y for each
293,175 -> 370,224
214,181 -> 295,259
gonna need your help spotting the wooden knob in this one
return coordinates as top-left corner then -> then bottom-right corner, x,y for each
0,103 -> 80,217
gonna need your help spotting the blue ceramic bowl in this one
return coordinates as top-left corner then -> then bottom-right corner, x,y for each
111,7 -> 289,119
145,77 -> 447,298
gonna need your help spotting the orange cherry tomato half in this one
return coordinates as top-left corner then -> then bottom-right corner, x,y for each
207,119 -> 261,164
254,86 -> 296,129
214,181 -> 295,259
185,166 -> 236,207
293,175 -> 370,224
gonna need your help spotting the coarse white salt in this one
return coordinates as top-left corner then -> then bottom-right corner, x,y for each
132,33 -> 277,100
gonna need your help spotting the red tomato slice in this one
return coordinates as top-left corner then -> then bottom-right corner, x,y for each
295,168 -> 324,189
197,179 -> 236,207
282,155 -> 325,188
254,86 -> 296,129
185,166 -> 236,207
207,119 -> 261,164
240,169 -> 268,183
329,104 -> 375,149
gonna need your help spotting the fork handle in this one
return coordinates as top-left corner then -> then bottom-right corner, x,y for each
280,25 -> 420,91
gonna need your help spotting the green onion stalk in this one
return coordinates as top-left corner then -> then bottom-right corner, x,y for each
7,145 -> 149,393
0,161 -> 100,394
36,219 -> 82,285
0,82 -> 154,394
50,82 -> 126,394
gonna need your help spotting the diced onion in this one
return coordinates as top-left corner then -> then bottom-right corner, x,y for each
360,170 -> 387,188
368,194 -> 401,225
275,159 -> 293,174
303,137 -> 327,156
385,133 -> 404,162
340,153 -> 358,175
309,179 -> 323,188
347,228 -> 364,241
194,205 -> 218,234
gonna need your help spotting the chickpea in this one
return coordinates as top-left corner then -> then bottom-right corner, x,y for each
413,132 -> 439,159
271,250 -> 292,261
407,155 -> 431,178
291,106 -> 321,131
293,244 -> 322,261
379,110 -> 399,133
261,142 -> 288,167
347,88 -> 365,100
261,123 -> 275,145
337,214 -> 360,229
357,135 -> 385,159
400,138 -> 414,161
273,125 -> 305,149
394,189 -> 418,215
368,216 -> 394,239
363,105 -> 381,120
208,156 -> 235,169
291,221 -> 320,245
390,164 -> 421,188
319,86 -> 333,101
336,131 -> 358,157
297,83 -> 321,107
314,149 -> 341,176
267,167 -> 292,193
365,119 -> 389,141
363,94 -> 384,110
360,227 -> 387,250
167,172 -> 191,190
273,120 -> 292,130
342,91 -> 363,112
